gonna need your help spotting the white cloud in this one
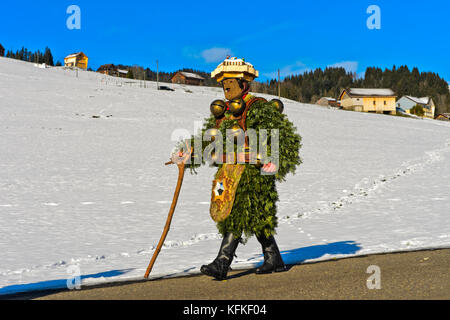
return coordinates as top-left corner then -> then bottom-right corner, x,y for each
327,61 -> 359,73
200,47 -> 233,63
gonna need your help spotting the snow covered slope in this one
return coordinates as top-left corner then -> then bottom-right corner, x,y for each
1,57 -> 449,295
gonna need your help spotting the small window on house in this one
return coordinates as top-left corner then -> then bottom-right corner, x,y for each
384,101 -> 387,105
373,100 -> 376,105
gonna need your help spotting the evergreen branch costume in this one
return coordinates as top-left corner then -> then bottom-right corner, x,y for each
183,96 -> 302,241
173,57 -> 302,279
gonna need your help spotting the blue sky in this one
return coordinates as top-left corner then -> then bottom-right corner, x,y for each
1,0 -> 449,82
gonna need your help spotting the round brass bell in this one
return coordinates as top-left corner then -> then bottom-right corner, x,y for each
270,99 -> 284,114
228,98 -> 246,116
210,99 -> 227,118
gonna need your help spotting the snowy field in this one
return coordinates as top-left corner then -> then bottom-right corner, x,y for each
1,57 -> 449,296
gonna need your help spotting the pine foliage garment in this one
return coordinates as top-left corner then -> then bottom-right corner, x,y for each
182,96 -> 302,241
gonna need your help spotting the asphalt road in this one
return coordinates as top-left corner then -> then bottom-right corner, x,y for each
13,248 -> 450,300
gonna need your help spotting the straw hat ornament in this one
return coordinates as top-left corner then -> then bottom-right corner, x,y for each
211,57 -> 259,83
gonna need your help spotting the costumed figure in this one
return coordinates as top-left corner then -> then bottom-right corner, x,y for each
173,57 -> 302,280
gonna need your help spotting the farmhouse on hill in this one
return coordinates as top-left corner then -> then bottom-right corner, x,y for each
171,71 -> 205,86
339,88 -> 397,115
396,96 -> 436,119
64,52 -> 88,70
97,64 -> 128,78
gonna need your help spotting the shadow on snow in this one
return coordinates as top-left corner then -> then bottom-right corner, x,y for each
1,241 -> 363,295
0,269 -> 133,297
249,240 -> 362,266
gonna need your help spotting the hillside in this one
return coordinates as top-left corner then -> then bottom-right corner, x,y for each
0,57 -> 449,295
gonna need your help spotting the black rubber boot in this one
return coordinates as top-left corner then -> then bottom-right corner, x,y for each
200,232 -> 240,280
255,235 -> 287,274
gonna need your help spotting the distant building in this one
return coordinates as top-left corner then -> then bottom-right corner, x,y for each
0,43 -> 4,57
316,97 -> 340,108
97,64 -> 116,75
64,52 -> 88,69
97,64 -> 128,78
117,69 -> 128,78
339,88 -> 397,115
435,113 -> 450,121
171,71 -> 205,86
396,96 -> 436,119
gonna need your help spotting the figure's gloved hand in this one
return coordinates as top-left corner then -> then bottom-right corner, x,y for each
170,140 -> 193,165
171,150 -> 192,165
261,162 -> 277,173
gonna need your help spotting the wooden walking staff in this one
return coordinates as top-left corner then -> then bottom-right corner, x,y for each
144,141 -> 192,279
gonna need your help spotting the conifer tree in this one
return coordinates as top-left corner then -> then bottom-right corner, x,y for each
43,47 -> 54,66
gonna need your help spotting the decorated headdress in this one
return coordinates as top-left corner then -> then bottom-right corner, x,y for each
211,57 -> 259,83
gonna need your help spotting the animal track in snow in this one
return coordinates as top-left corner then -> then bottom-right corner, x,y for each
7,141 -> 449,280
279,140 -> 450,223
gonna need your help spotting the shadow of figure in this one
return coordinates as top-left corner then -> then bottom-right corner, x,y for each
228,240 -> 362,280
0,269 -> 134,299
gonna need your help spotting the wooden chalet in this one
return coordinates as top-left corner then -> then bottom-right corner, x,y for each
97,64 -> 128,78
396,96 -> 436,119
64,52 -> 88,69
339,88 -> 397,115
171,71 -> 205,86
